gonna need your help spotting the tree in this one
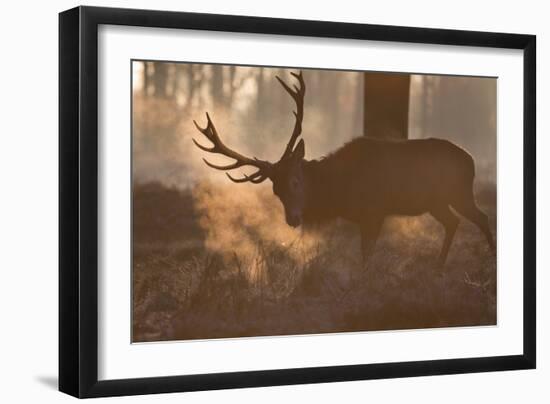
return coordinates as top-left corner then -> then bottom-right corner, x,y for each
210,65 -> 224,109
142,62 -> 150,96
363,72 -> 411,139
153,63 -> 168,98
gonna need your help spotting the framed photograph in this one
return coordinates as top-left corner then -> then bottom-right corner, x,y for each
59,6 -> 536,398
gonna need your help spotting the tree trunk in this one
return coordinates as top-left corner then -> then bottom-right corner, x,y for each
211,65 -> 224,109
153,63 -> 168,98
142,62 -> 150,96
363,72 -> 411,139
256,68 -> 265,121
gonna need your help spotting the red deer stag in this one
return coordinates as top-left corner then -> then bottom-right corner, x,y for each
193,71 -> 495,267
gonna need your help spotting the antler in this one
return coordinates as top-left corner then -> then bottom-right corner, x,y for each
275,71 -> 305,161
193,71 -> 306,184
193,112 -> 272,183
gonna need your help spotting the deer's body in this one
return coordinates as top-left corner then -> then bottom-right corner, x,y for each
300,136 -> 494,265
194,71 -> 494,267
303,137 -> 472,222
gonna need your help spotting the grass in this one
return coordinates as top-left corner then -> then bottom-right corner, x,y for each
132,181 -> 496,342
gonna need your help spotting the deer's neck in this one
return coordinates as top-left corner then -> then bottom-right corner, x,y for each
302,159 -> 341,224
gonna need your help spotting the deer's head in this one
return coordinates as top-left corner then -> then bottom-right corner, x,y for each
193,71 -> 307,227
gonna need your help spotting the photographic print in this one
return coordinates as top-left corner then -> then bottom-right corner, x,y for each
131,61 -> 497,343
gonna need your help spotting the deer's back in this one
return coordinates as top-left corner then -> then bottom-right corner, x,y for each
312,137 -> 476,220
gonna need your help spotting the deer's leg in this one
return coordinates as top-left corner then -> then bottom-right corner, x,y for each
430,205 -> 459,268
451,196 -> 495,253
359,218 -> 383,270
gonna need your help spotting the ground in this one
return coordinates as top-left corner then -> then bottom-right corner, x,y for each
132,181 -> 496,342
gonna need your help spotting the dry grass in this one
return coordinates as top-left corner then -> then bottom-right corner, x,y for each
132,182 -> 496,342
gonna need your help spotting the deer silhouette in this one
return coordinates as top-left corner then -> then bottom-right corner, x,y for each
193,71 -> 495,267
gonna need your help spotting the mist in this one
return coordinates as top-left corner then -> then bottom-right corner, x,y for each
132,61 -> 497,189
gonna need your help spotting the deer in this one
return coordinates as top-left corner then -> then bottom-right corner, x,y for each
193,71 -> 495,268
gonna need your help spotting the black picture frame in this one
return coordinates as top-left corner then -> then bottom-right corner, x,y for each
59,6 -> 536,398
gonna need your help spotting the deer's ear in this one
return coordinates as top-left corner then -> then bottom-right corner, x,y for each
292,139 -> 305,161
